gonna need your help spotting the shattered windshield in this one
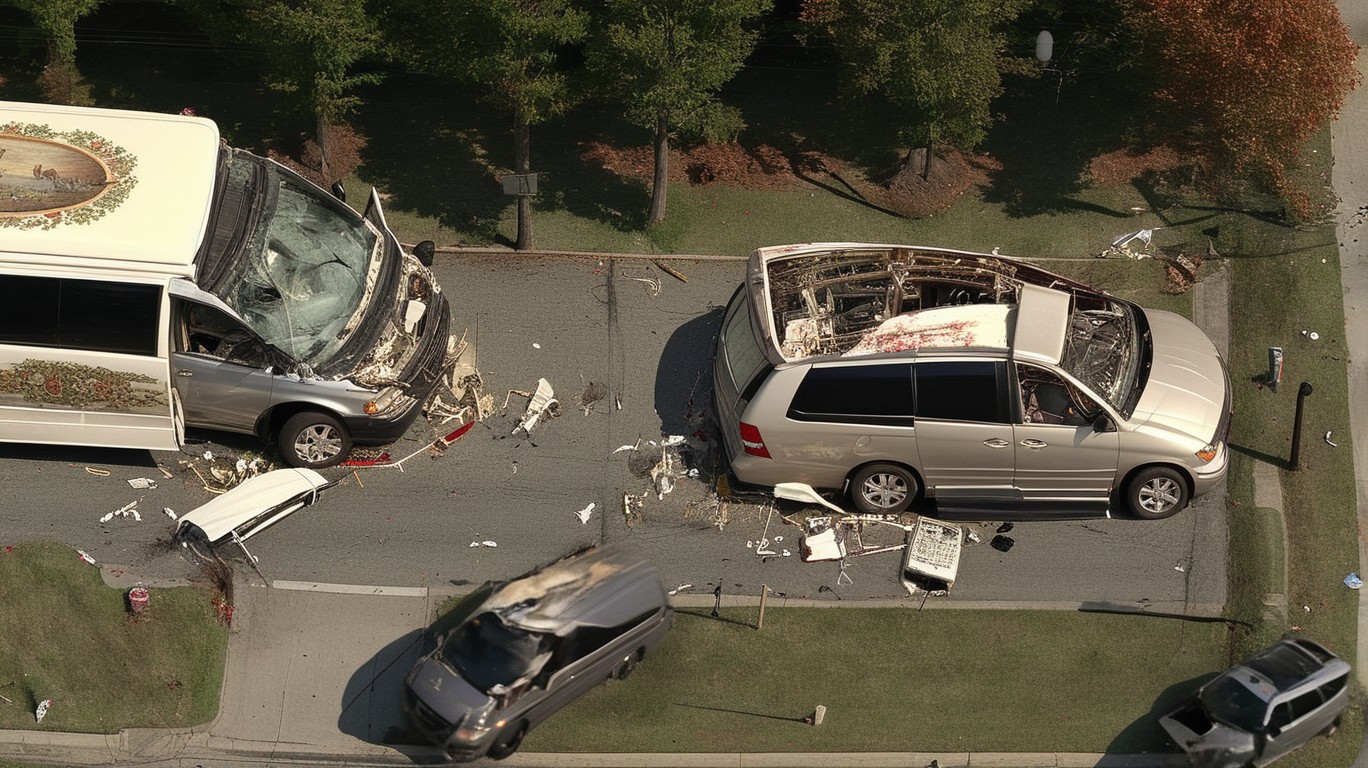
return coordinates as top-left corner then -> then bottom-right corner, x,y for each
441,612 -> 548,693
1200,675 -> 1270,734
213,154 -> 378,364
1058,300 -> 1140,413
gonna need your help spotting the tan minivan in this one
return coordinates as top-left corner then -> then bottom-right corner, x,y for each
714,243 -> 1231,520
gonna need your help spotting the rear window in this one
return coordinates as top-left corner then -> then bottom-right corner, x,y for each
914,361 -> 1007,423
788,363 -> 914,425
719,286 -> 770,398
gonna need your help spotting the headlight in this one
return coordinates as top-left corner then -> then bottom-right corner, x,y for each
1195,442 -> 1219,463
454,717 -> 492,741
363,387 -> 411,417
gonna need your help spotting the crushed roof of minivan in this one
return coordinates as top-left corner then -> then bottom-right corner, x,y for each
486,547 -> 660,635
1,100 -> 220,274
752,243 -> 1105,363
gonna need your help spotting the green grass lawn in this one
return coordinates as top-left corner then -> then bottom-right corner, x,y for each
523,609 -> 1230,754
0,542 -> 227,734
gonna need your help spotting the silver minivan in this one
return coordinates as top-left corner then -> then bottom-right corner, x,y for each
403,546 -> 673,762
713,243 -> 1231,519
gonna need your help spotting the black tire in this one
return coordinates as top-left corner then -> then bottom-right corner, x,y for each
613,648 -> 644,680
486,720 -> 528,760
1124,467 -> 1189,519
278,411 -> 352,469
849,463 -> 919,514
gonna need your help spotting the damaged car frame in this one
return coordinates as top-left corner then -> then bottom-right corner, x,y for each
1159,638 -> 1350,767
0,101 -> 454,468
713,243 -> 1232,519
403,546 -> 672,762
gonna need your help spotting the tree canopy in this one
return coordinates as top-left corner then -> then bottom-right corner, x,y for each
3,0 -> 101,103
1141,0 -> 1361,216
802,0 -> 1028,177
585,0 -> 770,224
385,0 -> 588,248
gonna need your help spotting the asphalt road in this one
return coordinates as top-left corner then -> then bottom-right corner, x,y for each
0,253 -> 1226,610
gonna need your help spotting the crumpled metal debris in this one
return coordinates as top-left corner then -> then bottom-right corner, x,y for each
574,503 -> 595,524
510,378 -> 560,435
181,452 -> 273,495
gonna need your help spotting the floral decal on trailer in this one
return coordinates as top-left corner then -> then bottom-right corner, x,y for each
0,123 -> 138,229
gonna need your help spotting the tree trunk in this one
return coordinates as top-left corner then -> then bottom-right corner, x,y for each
514,117 -> 533,251
648,112 -> 669,226
316,112 -> 333,185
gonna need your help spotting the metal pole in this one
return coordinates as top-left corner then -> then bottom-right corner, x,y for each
1290,382 -> 1313,470
757,584 -> 767,630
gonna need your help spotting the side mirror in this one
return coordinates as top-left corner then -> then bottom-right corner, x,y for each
1092,414 -> 1113,433
414,240 -> 436,267
329,181 -> 347,202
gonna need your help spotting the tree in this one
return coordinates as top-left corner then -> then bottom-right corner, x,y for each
4,0 -> 100,104
384,0 -> 587,250
1139,0 -> 1360,218
184,0 -> 380,184
584,0 -> 770,226
801,0 -> 1027,179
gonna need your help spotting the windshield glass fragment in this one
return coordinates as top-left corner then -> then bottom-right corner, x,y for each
215,154 -> 378,365
1058,300 -> 1139,412
441,612 -> 549,693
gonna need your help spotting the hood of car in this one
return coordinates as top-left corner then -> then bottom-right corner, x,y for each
1129,309 -> 1227,443
407,655 -> 493,726
1159,701 -> 1257,768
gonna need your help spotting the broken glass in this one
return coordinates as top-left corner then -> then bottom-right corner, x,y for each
213,155 -> 379,366
441,612 -> 549,693
1058,301 -> 1140,413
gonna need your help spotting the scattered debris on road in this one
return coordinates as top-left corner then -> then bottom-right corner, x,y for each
653,260 -> 689,283
510,378 -> 560,435
574,503 -> 595,524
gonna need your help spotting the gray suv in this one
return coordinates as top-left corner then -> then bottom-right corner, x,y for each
1160,638 -> 1350,767
713,243 -> 1231,519
403,546 -> 672,762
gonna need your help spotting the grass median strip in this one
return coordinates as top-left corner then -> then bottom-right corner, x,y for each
524,607 -> 1229,754
0,542 -> 227,733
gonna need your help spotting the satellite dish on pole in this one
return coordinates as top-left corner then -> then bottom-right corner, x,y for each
1035,30 -> 1054,63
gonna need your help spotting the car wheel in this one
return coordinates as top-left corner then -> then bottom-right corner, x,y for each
613,648 -> 644,680
850,463 -> 919,514
279,412 -> 352,469
1125,467 -> 1189,519
486,720 -> 528,760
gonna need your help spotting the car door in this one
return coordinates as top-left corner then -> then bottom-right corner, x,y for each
911,360 -> 1016,509
170,300 -> 275,433
1257,689 -> 1326,766
1012,363 -> 1119,514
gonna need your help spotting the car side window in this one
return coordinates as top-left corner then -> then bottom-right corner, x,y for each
1268,702 -> 1293,731
177,301 -> 270,368
1319,674 -> 1347,700
556,608 -> 659,668
1017,364 -> 1096,426
914,361 -> 1007,423
1287,690 -> 1322,722
787,363 -> 914,426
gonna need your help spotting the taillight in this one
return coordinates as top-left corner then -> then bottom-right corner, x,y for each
739,421 -> 771,458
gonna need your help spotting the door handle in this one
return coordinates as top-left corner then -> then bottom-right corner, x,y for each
983,438 -> 1010,448
1021,438 -> 1048,449
176,370 -> 194,377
